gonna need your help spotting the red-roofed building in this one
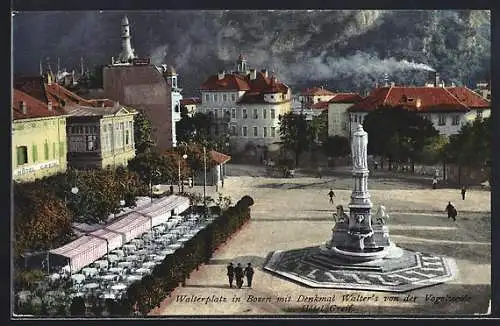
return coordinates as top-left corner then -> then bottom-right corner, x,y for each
14,75 -> 138,170
12,89 -> 68,182
299,87 -> 337,107
199,55 -> 292,155
347,85 -> 491,137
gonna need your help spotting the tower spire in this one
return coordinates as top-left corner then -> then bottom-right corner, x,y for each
57,57 -> 61,75
118,15 -> 137,63
39,59 -> 43,76
80,57 -> 84,76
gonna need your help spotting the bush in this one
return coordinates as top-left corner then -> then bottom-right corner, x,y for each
69,297 -> 86,316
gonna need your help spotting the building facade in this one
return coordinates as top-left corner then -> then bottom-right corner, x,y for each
65,104 -> 137,169
327,93 -> 364,138
12,89 -> 68,182
299,87 -> 336,106
347,85 -> 490,138
103,16 -> 180,151
199,55 -> 292,153
180,98 -> 201,117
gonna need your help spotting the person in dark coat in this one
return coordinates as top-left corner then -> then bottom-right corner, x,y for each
169,185 -> 174,194
445,202 -> 457,221
328,189 -> 336,204
226,262 -> 235,288
461,186 -> 467,200
234,263 -> 244,288
244,263 -> 254,288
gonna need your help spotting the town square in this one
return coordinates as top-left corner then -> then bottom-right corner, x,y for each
11,9 -> 491,317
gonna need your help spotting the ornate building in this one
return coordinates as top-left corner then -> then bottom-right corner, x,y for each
199,55 -> 292,154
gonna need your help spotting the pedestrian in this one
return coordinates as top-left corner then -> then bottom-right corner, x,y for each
318,166 -> 322,179
445,201 -> 457,221
234,263 -> 244,288
169,185 -> 174,194
461,186 -> 467,200
226,262 -> 235,288
328,188 -> 336,204
432,177 -> 438,189
244,263 -> 254,288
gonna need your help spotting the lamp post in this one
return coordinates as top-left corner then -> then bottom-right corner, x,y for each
150,168 -> 161,204
203,145 -> 207,217
178,153 -> 188,193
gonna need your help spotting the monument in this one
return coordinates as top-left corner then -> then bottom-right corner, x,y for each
264,124 -> 457,292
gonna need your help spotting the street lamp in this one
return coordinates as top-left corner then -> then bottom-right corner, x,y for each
150,168 -> 161,204
178,153 -> 188,193
203,145 -> 207,217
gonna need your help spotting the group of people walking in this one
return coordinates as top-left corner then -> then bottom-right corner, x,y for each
227,262 -> 254,288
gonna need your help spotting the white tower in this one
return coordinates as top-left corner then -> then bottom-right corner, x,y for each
118,16 -> 137,63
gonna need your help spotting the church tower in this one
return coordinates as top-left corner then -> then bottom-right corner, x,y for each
118,15 -> 137,63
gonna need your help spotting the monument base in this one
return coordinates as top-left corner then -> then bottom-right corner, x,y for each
263,246 -> 457,292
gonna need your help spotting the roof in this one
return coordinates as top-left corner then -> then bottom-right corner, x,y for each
13,76 -> 48,103
180,98 -> 201,106
348,86 -> 470,113
209,150 -> 231,164
12,89 -> 66,120
201,73 -> 251,91
445,86 -> 490,109
310,101 -> 329,110
328,93 -> 364,104
64,104 -> 128,117
301,87 -> 336,96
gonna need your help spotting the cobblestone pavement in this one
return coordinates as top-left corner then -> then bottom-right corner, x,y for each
150,164 -> 491,316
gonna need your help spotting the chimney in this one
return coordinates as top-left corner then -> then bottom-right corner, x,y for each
390,82 -> 395,87
435,72 -> 440,87
48,101 -> 53,111
218,70 -> 225,80
261,69 -> 268,78
250,68 -> 257,80
20,101 -> 27,114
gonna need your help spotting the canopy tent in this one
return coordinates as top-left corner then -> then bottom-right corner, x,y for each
49,236 -> 108,273
49,195 -> 191,273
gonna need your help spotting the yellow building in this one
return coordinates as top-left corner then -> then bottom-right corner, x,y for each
12,89 -> 68,182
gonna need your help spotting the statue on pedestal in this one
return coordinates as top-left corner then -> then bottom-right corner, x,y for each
351,124 -> 368,171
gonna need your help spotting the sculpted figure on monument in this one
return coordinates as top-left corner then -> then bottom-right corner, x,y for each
375,205 -> 390,225
334,205 -> 348,223
352,124 -> 368,170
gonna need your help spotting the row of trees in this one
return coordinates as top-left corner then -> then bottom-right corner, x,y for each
278,108 -> 490,180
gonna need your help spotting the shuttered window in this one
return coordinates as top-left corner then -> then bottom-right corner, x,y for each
17,146 -> 28,166
32,144 -> 38,162
44,141 -> 49,160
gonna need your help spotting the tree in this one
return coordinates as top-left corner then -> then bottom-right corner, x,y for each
322,136 -> 350,158
442,117 -> 491,183
134,110 -> 156,154
311,111 -> 329,143
279,112 -> 314,166
14,183 -> 74,256
362,106 -> 439,170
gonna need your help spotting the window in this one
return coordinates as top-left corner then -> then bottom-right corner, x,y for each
253,126 -> 258,137
125,130 -> 130,145
452,115 -> 460,126
231,108 -> 236,119
263,127 -> 268,137
205,94 -> 209,103
85,126 -> 89,134
32,144 -> 38,162
16,146 -> 28,166
86,135 -> 97,151
231,125 -> 237,136
243,109 -> 248,119
44,141 -> 49,160
53,142 -> 56,159
231,94 -> 236,101
214,110 -> 218,119
214,94 -> 218,102
271,127 -> 276,137
223,94 -> 227,102
271,95 -> 274,99
354,115 -> 358,123
175,105 -> 180,113
242,126 -> 248,137
438,115 -> 446,126
477,110 -> 483,119
270,109 -> 276,119
253,108 -> 258,119
103,124 -> 107,133
263,109 -> 267,119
